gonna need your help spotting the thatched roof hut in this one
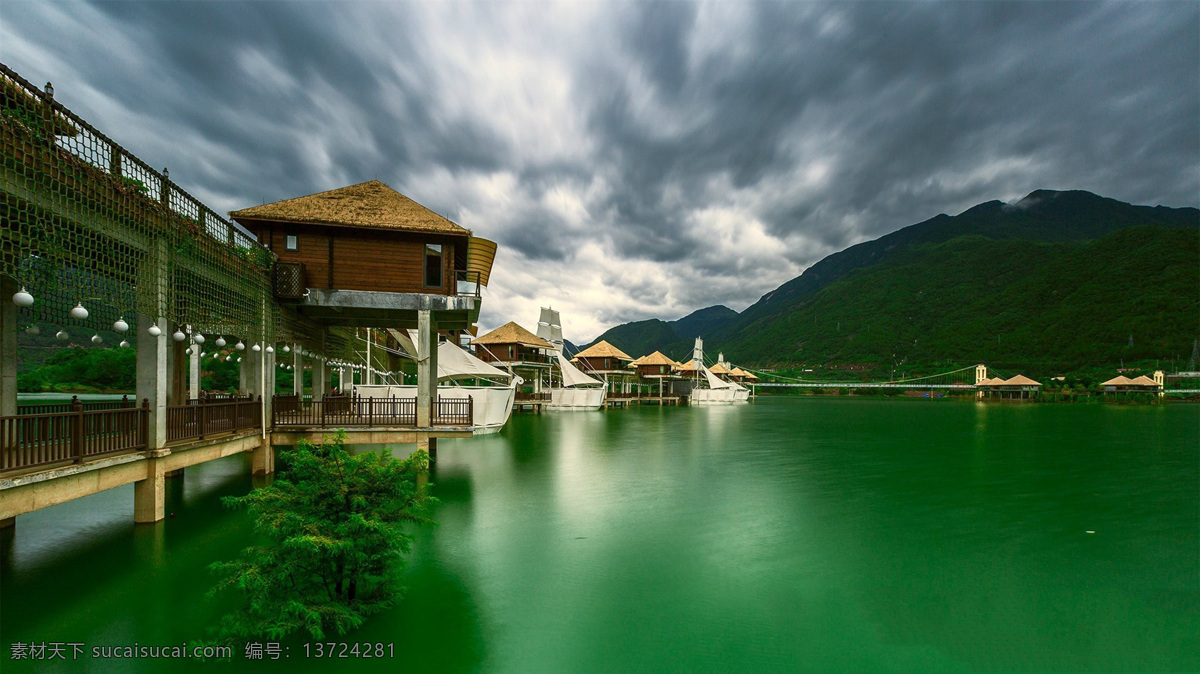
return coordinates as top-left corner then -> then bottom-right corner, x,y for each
472,322 -> 553,349
231,180 -> 471,236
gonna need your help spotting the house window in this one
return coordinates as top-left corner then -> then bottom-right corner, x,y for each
285,235 -> 298,251
424,243 -> 443,287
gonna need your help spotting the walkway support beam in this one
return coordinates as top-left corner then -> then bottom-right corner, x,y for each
293,343 -> 303,395
189,343 -> 201,399
136,315 -> 169,449
1,276 -> 17,417
417,310 -> 438,427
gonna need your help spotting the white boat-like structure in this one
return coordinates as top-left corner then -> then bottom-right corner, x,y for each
537,307 -> 606,410
354,331 -> 517,433
686,338 -> 750,405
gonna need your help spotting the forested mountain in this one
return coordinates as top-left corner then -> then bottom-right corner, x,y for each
579,305 -> 738,359
584,190 -> 1198,371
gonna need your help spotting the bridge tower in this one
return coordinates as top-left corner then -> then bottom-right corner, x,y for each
1154,370 -> 1165,398
975,364 -> 988,386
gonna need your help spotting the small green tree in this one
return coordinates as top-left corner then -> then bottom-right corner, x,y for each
210,431 -> 434,641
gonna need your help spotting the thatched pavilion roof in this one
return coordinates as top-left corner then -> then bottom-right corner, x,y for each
634,351 -> 678,367
573,340 -> 633,361
471,322 -> 553,349
230,180 -> 470,236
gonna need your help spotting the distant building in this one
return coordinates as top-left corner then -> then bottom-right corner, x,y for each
471,322 -> 554,392
572,340 -> 636,393
1100,372 -> 1164,393
976,375 -> 1042,400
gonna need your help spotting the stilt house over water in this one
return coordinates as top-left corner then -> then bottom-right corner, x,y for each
231,180 -> 497,336
572,340 -> 636,393
471,322 -> 555,393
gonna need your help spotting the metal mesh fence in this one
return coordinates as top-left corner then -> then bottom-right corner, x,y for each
1,63 -> 377,364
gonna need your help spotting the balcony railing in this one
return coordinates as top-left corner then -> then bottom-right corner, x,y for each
1,398 -> 148,475
273,395 -> 473,428
455,269 -> 482,298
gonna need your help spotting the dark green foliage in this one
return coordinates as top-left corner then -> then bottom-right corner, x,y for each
587,191 -> 1197,377
669,305 -> 739,340
17,346 -> 135,392
721,226 -> 1198,376
583,319 -> 680,358
209,432 -> 434,641
201,354 -> 240,393
720,190 -> 1197,337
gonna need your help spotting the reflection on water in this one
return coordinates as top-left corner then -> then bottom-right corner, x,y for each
1,399 -> 1197,673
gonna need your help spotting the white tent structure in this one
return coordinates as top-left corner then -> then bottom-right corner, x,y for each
547,350 -> 606,410
352,330 -> 518,433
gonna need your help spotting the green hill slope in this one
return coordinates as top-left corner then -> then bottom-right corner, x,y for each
581,305 -> 738,358
721,225 -> 1198,373
713,190 -> 1196,342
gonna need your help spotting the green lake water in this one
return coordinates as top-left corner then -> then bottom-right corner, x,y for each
2,398 -> 1197,672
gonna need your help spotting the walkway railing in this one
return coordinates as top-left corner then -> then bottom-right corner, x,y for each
1,399 -> 148,475
184,392 -> 254,405
16,395 -> 137,415
514,392 -> 551,402
166,397 -> 262,444
272,395 -> 472,428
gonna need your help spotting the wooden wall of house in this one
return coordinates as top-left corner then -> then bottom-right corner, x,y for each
577,356 -> 628,373
637,364 -> 671,378
239,220 -> 463,295
474,344 -> 548,363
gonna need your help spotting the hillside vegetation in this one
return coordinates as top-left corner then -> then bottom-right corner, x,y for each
585,190 -> 1198,376
723,226 -> 1197,373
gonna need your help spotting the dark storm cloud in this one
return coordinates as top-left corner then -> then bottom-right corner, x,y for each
2,1 -> 1195,340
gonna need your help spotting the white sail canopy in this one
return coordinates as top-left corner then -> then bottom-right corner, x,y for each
436,340 -> 513,382
537,307 -> 563,347
701,364 -> 738,390
387,329 -> 513,382
556,351 -> 603,388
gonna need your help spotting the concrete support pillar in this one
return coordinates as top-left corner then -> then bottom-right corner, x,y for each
134,461 -> 166,523
168,338 -> 186,405
365,329 -> 376,385
189,343 -> 201,399
418,435 -> 438,462
293,344 -> 303,395
313,359 -> 327,402
417,310 -> 438,427
252,436 -> 274,475
0,276 -> 17,418
339,367 -> 348,393
264,349 -> 275,427
136,314 -> 169,449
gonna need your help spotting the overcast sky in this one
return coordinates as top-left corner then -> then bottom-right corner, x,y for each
3,1 -> 1196,342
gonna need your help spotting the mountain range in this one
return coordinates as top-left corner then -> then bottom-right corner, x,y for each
579,190 -> 1198,373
